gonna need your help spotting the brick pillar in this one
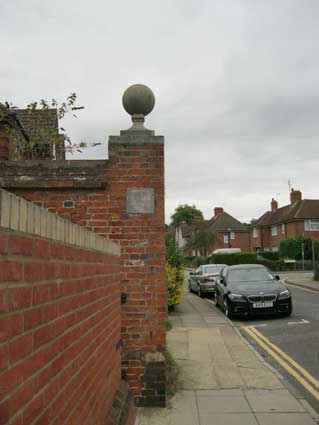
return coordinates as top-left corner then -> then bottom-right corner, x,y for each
107,84 -> 167,406
0,123 -> 10,160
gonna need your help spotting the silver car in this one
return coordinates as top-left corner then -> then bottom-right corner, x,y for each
188,264 -> 227,297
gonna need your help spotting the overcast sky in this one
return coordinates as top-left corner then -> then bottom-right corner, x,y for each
1,1 -> 318,223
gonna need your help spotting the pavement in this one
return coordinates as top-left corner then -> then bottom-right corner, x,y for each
135,284 -> 319,425
280,271 -> 319,292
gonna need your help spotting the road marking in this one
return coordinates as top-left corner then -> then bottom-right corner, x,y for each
243,326 -> 319,400
205,299 -> 216,305
288,319 -> 310,325
250,323 -> 268,328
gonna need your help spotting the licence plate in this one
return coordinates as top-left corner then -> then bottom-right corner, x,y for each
253,301 -> 273,308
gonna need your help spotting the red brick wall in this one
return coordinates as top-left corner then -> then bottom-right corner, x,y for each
215,231 -> 250,252
10,138 -> 167,402
0,229 -> 121,425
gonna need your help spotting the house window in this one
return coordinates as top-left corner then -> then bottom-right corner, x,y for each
253,228 -> 258,238
224,234 -> 229,244
230,232 -> 235,240
272,247 -> 279,252
305,220 -> 319,231
271,225 -> 277,236
281,224 -> 285,235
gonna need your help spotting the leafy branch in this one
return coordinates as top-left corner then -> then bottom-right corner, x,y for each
0,94 -> 100,160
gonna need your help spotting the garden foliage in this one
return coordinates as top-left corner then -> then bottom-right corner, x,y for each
165,234 -> 184,308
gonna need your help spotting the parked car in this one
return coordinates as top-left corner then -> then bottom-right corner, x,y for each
211,248 -> 241,255
188,264 -> 226,297
215,264 -> 292,318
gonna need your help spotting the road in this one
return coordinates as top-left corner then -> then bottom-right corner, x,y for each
234,284 -> 319,415
185,271 -> 319,415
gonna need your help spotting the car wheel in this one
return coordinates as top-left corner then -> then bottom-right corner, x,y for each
224,299 -> 233,319
215,294 -> 219,307
188,282 -> 193,293
198,286 -> 204,298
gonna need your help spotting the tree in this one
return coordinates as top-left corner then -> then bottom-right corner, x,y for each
170,204 -> 203,227
183,221 -> 217,257
280,236 -> 319,260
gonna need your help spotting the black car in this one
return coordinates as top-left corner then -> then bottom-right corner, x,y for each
215,264 -> 292,318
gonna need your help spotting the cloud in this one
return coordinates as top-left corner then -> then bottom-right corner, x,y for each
1,0 -> 318,224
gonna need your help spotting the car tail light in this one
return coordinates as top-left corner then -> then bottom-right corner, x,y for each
204,277 -> 215,283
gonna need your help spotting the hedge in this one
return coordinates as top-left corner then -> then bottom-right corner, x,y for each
258,251 -> 280,261
210,252 -> 257,266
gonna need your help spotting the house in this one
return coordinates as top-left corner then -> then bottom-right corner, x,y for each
0,105 -> 65,160
174,207 -> 250,254
175,221 -> 192,250
207,207 -> 250,253
251,189 -> 319,252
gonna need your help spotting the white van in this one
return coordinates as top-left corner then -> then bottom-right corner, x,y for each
211,248 -> 242,255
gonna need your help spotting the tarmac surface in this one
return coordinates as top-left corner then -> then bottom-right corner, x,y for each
136,272 -> 319,425
234,271 -> 319,414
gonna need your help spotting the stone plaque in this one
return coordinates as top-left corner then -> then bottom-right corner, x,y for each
126,188 -> 154,214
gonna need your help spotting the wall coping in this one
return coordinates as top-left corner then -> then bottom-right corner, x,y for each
0,160 -> 108,189
0,189 -> 120,255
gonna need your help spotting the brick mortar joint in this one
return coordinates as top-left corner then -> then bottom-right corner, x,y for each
2,310 -> 120,421
0,189 -> 120,256
1,302 -> 120,396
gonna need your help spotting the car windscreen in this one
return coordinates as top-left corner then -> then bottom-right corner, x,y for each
228,268 -> 274,283
203,265 -> 224,275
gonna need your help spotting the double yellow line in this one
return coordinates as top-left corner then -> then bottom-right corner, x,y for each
244,326 -> 319,401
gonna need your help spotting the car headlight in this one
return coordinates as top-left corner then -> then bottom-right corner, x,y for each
278,289 -> 291,300
228,293 -> 246,301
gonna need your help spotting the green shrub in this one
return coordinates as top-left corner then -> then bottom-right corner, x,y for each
259,251 -> 280,261
165,234 -> 184,308
210,252 -> 257,266
257,259 -> 285,271
280,237 -> 319,260
166,264 -> 184,308
314,262 -> 319,281
165,234 -> 184,268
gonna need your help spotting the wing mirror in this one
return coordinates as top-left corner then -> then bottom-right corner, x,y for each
189,271 -> 194,276
275,275 -> 280,281
219,277 -> 225,285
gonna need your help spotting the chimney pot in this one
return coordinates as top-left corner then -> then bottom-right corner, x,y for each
290,189 -> 302,204
214,207 -> 224,217
271,198 -> 278,212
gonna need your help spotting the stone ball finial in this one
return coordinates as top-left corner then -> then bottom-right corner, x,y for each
122,84 -> 155,117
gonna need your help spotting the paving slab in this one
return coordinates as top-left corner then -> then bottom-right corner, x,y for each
255,413 -> 318,425
239,365 -> 284,389
244,389 -> 306,413
200,413 -> 259,425
196,389 -> 244,397
178,360 -> 219,389
196,394 -> 251,413
136,289 -> 317,425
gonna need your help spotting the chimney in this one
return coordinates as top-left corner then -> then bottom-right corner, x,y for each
290,188 -> 302,204
0,123 -> 10,161
214,207 -> 224,217
271,198 -> 278,212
